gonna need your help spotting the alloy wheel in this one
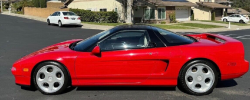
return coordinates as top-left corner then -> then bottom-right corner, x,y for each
184,63 -> 215,93
36,64 -> 65,93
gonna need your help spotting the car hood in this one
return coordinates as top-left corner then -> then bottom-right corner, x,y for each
17,39 -> 82,61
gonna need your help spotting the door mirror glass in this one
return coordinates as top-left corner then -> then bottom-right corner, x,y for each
91,46 -> 101,55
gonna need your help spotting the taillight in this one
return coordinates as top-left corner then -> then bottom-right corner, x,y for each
64,17 -> 69,19
78,17 -> 81,20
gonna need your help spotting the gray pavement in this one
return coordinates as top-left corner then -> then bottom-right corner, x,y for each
0,14 -> 250,100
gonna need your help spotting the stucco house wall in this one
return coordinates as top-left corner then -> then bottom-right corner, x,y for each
193,6 -> 211,20
68,0 -> 125,22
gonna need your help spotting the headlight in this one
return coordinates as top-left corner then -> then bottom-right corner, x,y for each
11,67 -> 16,71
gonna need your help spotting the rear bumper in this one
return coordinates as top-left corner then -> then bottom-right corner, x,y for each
62,20 -> 81,25
221,60 -> 249,80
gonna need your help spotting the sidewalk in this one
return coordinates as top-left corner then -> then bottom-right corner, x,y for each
1,12 -> 249,32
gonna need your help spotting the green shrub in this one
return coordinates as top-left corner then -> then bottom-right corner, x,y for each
160,21 -> 166,24
191,14 -> 194,21
70,8 -> 118,23
223,11 -> 227,17
169,12 -> 176,23
211,12 -> 215,21
16,11 -> 24,14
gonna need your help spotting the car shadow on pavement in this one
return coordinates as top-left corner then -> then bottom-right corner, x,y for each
216,79 -> 238,88
50,24 -> 83,28
76,86 -> 176,91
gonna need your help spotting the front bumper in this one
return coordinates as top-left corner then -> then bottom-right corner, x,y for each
11,67 -> 31,86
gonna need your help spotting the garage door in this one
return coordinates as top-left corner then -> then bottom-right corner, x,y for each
175,7 -> 189,21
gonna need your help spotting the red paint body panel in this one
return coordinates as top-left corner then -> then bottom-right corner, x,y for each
11,33 -> 249,87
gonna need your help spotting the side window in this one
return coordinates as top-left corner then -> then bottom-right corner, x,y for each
99,30 -> 150,51
57,12 -> 61,16
229,15 -> 235,17
235,15 -> 240,17
51,12 -> 57,16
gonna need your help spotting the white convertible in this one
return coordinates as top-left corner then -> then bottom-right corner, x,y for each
47,11 -> 81,27
221,14 -> 249,23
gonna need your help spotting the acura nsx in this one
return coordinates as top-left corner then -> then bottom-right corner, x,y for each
11,25 -> 249,95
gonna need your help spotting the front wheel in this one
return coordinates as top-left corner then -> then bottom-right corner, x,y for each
223,19 -> 227,22
178,60 -> 219,95
33,62 -> 70,95
47,19 -> 51,25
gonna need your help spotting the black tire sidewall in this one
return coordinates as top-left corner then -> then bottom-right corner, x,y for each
179,60 -> 219,96
33,62 -> 70,95
58,21 -> 62,27
47,19 -> 50,25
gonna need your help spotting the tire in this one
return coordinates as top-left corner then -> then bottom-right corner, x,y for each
239,20 -> 244,23
58,21 -> 63,27
47,19 -> 51,25
223,19 -> 227,22
33,62 -> 70,95
178,60 -> 219,95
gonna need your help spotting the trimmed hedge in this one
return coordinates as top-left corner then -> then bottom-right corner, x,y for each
69,8 -> 118,23
211,12 -> 215,21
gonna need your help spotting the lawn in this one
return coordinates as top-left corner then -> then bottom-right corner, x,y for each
177,23 -> 223,29
150,24 -> 194,29
82,22 -> 126,26
82,22 -> 193,29
200,20 -> 250,26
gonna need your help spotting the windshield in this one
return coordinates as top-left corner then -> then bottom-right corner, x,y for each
73,29 -> 112,51
62,12 -> 77,16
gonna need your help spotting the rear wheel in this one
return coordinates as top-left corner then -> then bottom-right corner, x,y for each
239,20 -> 244,23
33,62 -> 70,95
58,21 -> 63,27
179,60 -> 218,95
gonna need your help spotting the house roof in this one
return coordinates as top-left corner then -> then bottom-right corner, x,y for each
215,0 -> 233,3
228,8 -> 250,15
136,0 -> 196,7
196,2 -> 231,9
157,1 -> 197,7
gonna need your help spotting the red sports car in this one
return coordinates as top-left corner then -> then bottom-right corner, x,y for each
11,25 -> 249,95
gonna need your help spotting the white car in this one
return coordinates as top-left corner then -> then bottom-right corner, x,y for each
47,11 -> 81,27
221,14 -> 249,23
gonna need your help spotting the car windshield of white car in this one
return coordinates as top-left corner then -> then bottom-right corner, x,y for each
62,12 -> 77,16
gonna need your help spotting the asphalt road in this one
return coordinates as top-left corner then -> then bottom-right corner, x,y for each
0,14 -> 250,100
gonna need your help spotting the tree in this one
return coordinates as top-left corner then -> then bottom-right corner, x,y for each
230,0 -> 250,12
19,0 -> 33,13
32,0 -> 47,8
117,0 -> 160,23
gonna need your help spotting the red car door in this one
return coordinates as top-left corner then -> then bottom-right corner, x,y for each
124,48 -> 159,83
75,50 -> 130,84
